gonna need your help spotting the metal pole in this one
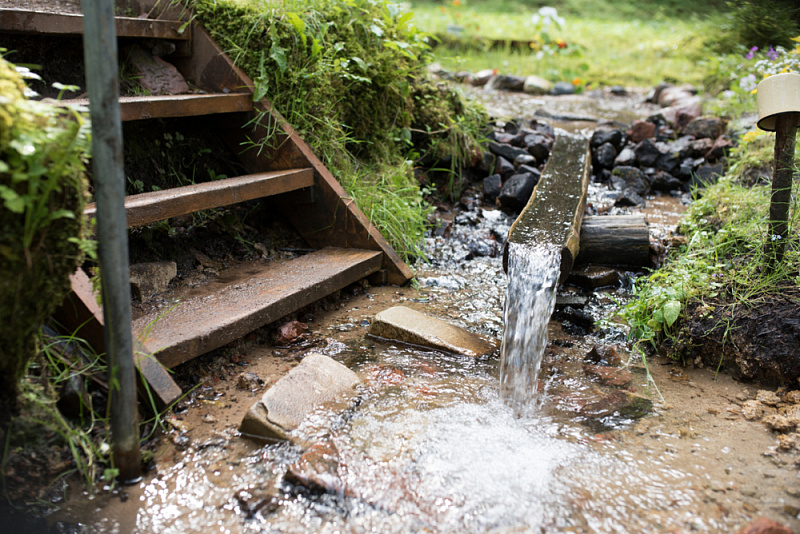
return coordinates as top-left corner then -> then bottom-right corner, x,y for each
766,112 -> 800,270
81,0 -> 142,483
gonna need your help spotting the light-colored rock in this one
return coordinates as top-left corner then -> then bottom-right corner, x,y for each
741,399 -> 763,421
129,261 -> 177,300
123,44 -> 189,95
523,75 -> 552,95
239,353 -> 361,441
369,306 -> 499,357
756,389 -> 781,406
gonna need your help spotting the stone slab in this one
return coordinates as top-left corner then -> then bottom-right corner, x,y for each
368,306 -> 499,357
239,353 -> 361,441
129,261 -> 177,300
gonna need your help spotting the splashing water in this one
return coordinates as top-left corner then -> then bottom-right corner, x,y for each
500,242 -> 561,416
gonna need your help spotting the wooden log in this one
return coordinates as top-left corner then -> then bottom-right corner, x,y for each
576,215 -> 650,267
503,133 -> 591,283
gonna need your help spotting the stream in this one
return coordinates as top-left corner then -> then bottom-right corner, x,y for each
56,90 -> 800,533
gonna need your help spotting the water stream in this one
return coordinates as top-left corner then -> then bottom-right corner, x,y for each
499,242 -> 561,417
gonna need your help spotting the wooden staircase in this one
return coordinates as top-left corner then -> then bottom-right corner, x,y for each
1,2 -> 413,408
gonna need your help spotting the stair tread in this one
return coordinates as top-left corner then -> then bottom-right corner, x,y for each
85,168 -> 315,228
64,93 -> 254,121
0,8 -> 189,39
133,248 -> 383,368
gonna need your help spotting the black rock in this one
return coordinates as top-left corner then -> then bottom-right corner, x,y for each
655,150 -> 680,174
633,138 -> 662,167
503,120 -> 520,135
591,129 -> 625,150
529,120 -> 555,138
614,146 -> 636,167
514,153 -> 536,168
592,142 -> 617,170
614,188 -> 646,208
683,116 -> 724,139
525,133 -> 553,161
479,151 -> 496,174
488,141 -> 530,163
486,74 -> 526,92
650,170 -> 683,192
689,163 -> 724,189
498,172 -> 539,210
611,166 -> 649,195
516,164 -> 541,178
482,174 -> 502,203
552,81 -> 575,95
467,238 -> 496,257
494,156 -> 516,179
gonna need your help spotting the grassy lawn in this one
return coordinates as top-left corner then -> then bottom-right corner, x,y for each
410,0 -> 728,87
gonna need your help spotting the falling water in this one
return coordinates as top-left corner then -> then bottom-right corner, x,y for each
500,241 -> 561,417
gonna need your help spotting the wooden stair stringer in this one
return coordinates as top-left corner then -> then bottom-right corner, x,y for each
52,269 -> 183,409
182,25 -> 414,286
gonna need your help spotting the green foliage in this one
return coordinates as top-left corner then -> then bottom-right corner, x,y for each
619,133 -> 800,356
719,0 -> 800,50
0,54 -> 92,420
192,0 -> 487,259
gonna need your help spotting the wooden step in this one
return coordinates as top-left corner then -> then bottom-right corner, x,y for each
84,168 -> 315,228
64,93 -> 253,121
133,248 -> 383,369
0,8 -> 189,40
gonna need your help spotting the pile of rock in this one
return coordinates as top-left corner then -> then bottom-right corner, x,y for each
428,63 -> 579,96
589,83 -> 734,207
478,119 -> 555,211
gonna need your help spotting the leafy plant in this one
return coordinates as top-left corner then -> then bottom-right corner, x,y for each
0,54 -> 92,421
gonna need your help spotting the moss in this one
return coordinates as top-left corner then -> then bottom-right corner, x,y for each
0,55 -> 90,422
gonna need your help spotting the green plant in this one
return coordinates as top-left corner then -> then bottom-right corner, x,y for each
619,133 -> 800,363
0,54 -> 92,422
721,0 -> 800,50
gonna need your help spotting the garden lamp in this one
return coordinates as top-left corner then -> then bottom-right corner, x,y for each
756,72 -> 800,269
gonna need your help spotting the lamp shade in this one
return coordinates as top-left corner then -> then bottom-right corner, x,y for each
757,72 -> 800,132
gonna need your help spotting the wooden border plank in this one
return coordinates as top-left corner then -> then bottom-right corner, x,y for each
183,25 -> 414,285
0,9 -> 190,39
84,168 -> 314,228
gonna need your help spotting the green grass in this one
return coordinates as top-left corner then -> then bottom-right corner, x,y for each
411,2 -> 726,87
618,132 -> 800,355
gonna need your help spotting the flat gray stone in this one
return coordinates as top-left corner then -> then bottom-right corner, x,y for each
369,306 -> 499,357
239,353 -> 361,441
129,261 -> 177,300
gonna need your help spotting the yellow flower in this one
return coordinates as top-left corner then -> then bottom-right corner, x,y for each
791,35 -> 800,42
750,88 -> 758,94
742,130 -> 764,143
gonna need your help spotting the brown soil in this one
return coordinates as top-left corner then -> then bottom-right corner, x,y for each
670,289 -> 800,387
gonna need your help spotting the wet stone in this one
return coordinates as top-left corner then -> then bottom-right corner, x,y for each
614,146 -> 636,167
285,440 -> 346,495
275,320 -> 308,346
614,188 -> 646,208
591,128 -> 625,150
123,44 -> 189,95
554,294 -> 589,310
611,166 -> 649,195
580,390 -> 653,420
494,156 -> 516,179
488,142 -> 530,163
523,75 -> 552,95
735,517 -> 794,534
368,306 -> 499,357
552,81 -> 575,95
524,133 -> 553,161
690,163 -> 724,189
583,364 -> 633,387
627,120 -> 656,143
568,265 -> 621,290
585,344 -> 623,366
237,372 -> 265,391
513,153 -> 536,169
239,353 -> 361,442
650,170 -> 683,193
592,142 -> 617,171
499,172 -> 539,211
129,261 -> 177,300
482,174 -> 503,204
554,306 -> 594,335
633,138 -> 662,167
683,116 -> 725,140
485,74 -> 526,92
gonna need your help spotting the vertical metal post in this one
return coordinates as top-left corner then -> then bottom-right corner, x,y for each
766,112 -> 799,270
82,0 -> 142,483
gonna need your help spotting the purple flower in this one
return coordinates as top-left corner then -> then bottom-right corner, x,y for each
745,46 -> 758,60
767,46 -> 779,61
